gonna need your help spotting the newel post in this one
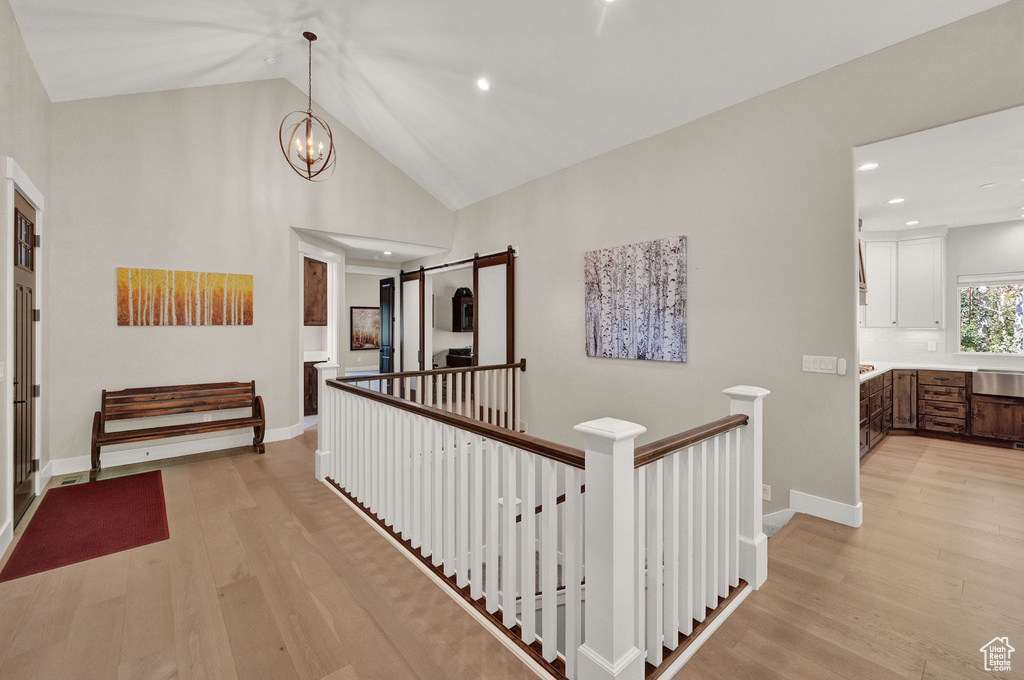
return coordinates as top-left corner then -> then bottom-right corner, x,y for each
574,417 -> 647,680
315,362 -> 340,481
723,385 -> 771,589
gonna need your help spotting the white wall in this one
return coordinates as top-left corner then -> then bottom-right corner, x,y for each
343,272 -> 382,371
413,2 -> 1024,514
44,77 -> 452,465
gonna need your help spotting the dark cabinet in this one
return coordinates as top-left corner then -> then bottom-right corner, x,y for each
860,370 -> 893,457
917,371 -> 968,435
971,395 -> 1024,441
304,361 -> 318,416
892,370 -> 917,429
452,292 -> 473,333
304,257 -> 327,326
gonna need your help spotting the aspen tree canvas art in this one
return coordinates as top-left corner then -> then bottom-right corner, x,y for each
116,268 -> 253,326
584,236 -> 687,362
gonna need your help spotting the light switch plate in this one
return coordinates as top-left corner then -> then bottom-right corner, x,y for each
802,355 -> 838,374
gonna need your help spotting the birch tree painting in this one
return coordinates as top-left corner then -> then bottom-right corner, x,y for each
116,268 -> 253,326
584,236 -> 687,362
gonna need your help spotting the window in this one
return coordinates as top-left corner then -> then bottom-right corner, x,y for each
959,278 -> 1024,354
14,208 -> 33,272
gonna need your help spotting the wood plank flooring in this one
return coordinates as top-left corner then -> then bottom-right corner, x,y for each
1,431 -> 1022,679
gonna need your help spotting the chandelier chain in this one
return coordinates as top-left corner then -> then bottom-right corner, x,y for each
307,37 -> 313,114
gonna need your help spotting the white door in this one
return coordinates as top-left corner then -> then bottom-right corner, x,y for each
401,277 -> 420,370
897,237 -> 943,328
476,264 -> 507,365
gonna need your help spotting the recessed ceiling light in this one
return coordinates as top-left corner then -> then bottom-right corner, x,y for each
603,0 -> 616,3
888,198 -> 905,204
264,55 -> 277,65
857,162 -> 879,171
905,220 -> 919,226
383,251 -> 392,256
980,182 -> 995,188
476,77 -> 490,92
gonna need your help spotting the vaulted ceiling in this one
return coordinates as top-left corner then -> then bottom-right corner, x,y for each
11,0 -> 1007,209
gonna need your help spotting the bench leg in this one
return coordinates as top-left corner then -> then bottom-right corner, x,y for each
252,395 -> 266,454
91,412 -> 102,473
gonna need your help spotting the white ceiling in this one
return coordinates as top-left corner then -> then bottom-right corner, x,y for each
856,105 -> 1024,232
296,228 -> 447,264
12,0 -> 1007,210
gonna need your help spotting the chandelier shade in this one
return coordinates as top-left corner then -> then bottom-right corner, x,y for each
280,32 -> 336,182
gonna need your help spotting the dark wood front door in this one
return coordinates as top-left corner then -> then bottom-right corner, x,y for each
13,190 -> 36,526
379,277 -> 395,374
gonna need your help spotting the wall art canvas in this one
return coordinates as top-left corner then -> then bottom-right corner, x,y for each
350,306 -> 381,350
117,268 -> 253,326
584,236 -> 687,362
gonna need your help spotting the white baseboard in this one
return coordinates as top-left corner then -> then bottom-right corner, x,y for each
657,585 -> 752,680
763,508 -> 795,533
50,422 -> 304,477
0,517 -> 11,560
790,489 -> 863,527
34,460 -> 53,494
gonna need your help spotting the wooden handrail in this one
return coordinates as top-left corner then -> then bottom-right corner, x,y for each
515,484 -> 585,523
328,379 -> 585,469
633,414 -> 748,468
334,359 -> 526,383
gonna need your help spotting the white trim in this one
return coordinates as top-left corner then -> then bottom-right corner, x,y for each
298,240 -> 341,264
762,508 -> 796,533
321,478 -> 552,680
345,264 -> 401,277
34,460 -> 52,496
957,272 -> 1024,286
860,226 -> 948,242
0,516 -> 11,561
790,489 -> 863,527
50,422 -> 304,477
654,585 -> 752,680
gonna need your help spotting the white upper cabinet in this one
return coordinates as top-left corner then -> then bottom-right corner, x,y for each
864,241 -> 897,327
896,236 -> 943,328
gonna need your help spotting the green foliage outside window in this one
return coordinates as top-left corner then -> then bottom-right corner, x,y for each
959,284 -> 1024,354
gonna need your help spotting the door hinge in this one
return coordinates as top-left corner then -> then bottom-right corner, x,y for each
34,234 -> 40,248
32,459 -> 39,472
33,384 -> 40,398
33,308 -> 40,322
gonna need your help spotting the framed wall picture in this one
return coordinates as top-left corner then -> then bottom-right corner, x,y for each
350,306 -> 381,350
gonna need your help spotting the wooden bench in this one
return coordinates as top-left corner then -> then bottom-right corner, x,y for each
91,381 -> 266,472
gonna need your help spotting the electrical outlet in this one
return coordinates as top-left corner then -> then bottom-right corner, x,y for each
762,484 -> 771,501
927,341 -> 937,352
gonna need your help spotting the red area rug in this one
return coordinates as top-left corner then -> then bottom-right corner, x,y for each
0,470 -> 169,582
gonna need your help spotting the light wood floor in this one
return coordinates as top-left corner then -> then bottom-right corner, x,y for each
1,432 -> 1022,679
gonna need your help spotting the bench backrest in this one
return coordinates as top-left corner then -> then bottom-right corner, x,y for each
101,381 -> 256,422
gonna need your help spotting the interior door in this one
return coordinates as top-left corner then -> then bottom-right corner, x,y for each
473,246 -> 516,365
13,190 -> 36,525
401,273 -> 421,371
379,277 -> 395,373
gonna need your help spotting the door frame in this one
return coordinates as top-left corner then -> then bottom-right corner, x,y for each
297,240 -> 340,426
346,263 -> 401,372
2,157 -> 45,553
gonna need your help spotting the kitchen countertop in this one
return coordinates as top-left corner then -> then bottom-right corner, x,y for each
859,360 -> 1024,382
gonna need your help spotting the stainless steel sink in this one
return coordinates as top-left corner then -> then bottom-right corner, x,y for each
974,370 -> 1024,398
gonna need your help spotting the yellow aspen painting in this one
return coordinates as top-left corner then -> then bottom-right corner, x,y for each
116,268 -> 253,326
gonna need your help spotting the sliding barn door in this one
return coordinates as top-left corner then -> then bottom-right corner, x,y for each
473,247 -> 515,365
401,273 -> 421,371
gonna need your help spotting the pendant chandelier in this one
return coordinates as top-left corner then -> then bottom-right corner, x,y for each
279,32 -> 336,181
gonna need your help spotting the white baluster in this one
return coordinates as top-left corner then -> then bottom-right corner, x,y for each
501,445 -> 518,628
520,450 -> 537,643
729,430 -> 739,588
456,429 -> 471,588
433,420 -> 444,567
662,453 -> 680,649
564,466 -> 583,680
444,425 -> 456,577
470,434 -> 484,600
422,416 -> 433,558
706,436 -> 719,609
485,440 -> 500,613
692,441 -> 706,623
718,434 -> 730,599
644,461 -> 663,665
679,447 -> 694,636
539,457 -> 558,662
634,467 -> 646,653
514,368 -> 521,432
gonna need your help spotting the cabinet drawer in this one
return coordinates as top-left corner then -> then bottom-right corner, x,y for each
918,370 -> 966,388
882,407 -> 893,435
883,371 -> 892,388
868,376 -> 883,396
860,398 -> 869,424
918,401 -> 966,419
870,393 -> 883,419
860,381 -> 869,400
919,415 -> 966,434
860,423 -> 869,456
869,416 -> 884,446
882,387 -> 892,411
918,385 -> 965,403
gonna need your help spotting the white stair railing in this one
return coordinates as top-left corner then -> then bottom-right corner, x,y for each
315,364 -> 768,680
